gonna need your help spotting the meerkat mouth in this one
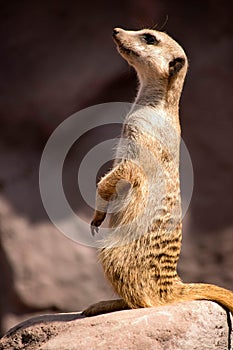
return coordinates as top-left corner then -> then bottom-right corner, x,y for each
118,43 -> 134,55
113,36 -> 139,57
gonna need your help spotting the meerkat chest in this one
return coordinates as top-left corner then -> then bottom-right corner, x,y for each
117,107 -> 180,178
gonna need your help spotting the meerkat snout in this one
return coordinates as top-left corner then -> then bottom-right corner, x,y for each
112,28 -> 120,37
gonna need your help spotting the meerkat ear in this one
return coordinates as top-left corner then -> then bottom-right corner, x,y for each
169,57 -> 185,77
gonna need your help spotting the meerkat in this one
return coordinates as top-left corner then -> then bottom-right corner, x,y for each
82,28 -> 233,316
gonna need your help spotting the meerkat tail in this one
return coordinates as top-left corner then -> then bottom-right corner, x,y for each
173,283 -> 233,312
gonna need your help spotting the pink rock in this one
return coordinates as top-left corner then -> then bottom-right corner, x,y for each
0,301 -> 232,350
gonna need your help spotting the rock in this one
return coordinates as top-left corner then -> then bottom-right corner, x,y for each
0,301 -> 232,350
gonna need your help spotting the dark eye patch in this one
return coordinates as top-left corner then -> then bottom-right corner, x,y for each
142,33 -> 159,45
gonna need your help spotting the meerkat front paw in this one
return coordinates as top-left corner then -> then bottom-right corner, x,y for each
90,210 -> 106,236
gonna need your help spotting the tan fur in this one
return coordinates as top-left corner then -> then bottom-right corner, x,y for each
83,28 -> 233,316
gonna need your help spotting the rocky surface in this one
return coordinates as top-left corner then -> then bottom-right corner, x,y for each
0,301 -> 232,350
0,0 -> 232,337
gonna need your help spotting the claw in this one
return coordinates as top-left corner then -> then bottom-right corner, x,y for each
91,222 -> 99,236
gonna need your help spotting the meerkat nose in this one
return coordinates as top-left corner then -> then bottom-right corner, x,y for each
112,28 -> 120,37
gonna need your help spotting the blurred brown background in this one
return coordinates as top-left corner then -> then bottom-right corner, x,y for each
0,0 -> 232,335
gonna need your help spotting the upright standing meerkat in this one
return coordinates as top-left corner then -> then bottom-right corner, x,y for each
82,28 -> 233,316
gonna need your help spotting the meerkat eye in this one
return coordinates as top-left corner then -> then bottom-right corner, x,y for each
142,33 -> 159,45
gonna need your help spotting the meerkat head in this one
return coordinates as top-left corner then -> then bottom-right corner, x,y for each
112,28 -> 188,85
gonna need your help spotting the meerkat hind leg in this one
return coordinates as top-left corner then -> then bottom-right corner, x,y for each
82,299 -> 129,317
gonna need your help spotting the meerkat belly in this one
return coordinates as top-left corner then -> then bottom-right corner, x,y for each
112,119 -> 182,240
99,226 -> 182,308
107,162 -> 181,245
96,158 -> 184,307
